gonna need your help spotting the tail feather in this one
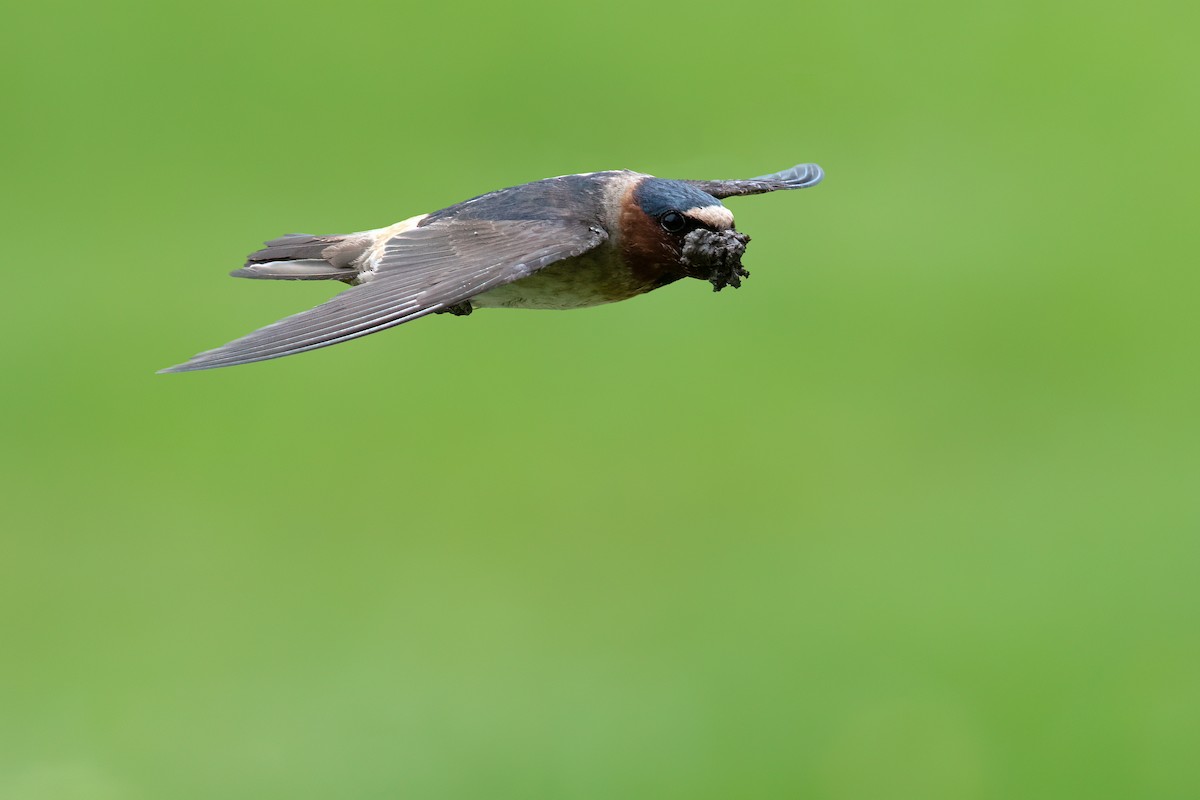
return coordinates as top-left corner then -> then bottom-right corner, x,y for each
235,232 -> 369,282
230,259 -> 354,280
246,234 -> 342,262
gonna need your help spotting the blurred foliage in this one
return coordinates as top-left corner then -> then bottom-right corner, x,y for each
1,0 -> 1198,797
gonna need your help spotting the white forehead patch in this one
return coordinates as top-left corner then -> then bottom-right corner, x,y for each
685,205 -> 734,229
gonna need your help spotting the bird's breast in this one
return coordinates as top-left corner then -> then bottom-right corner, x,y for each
469,244 -> 673,310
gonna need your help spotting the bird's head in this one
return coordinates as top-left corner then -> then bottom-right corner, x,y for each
621,177 -> 752,291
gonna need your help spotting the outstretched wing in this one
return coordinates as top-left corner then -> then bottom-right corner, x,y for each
688,163 -> 824,199
160,217 -> 608,373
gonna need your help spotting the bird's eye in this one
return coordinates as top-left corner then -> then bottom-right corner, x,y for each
659,211 -> 687,233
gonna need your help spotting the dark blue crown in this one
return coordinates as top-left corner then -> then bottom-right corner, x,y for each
634,178 -> 722,218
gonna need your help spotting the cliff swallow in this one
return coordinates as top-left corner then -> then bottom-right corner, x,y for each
161,163 -> 823,372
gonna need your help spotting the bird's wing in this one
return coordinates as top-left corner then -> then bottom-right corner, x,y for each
161,217 -> 608,372
687,163 -> 824,199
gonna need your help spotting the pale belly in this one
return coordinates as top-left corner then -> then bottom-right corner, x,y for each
470,248 -> 652,310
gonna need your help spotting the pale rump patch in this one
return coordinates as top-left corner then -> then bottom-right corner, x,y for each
360,214 -> 429,277
685,205 -> 735,229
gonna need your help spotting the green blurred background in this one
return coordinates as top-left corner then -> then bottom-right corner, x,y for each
2,0 -> 1197,797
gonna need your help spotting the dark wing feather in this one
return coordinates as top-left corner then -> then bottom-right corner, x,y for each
688,163 -> 824,199
160,218 -> 607,373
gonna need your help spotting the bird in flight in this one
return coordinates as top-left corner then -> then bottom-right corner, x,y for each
160,163 -> 824,372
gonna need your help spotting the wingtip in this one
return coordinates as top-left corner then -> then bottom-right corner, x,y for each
157,355 -> 228,374
786,163 -> 824,188
157,362 -> 195,374
158,356 -> 251,374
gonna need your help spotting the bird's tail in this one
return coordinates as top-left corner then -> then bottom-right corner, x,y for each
230,233 -> 369,281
